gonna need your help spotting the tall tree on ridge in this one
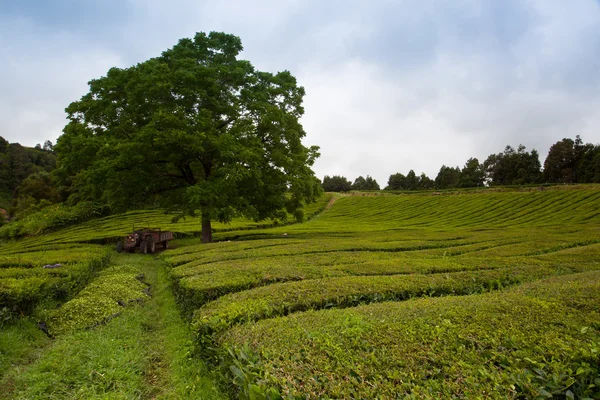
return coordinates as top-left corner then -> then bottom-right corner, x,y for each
55,32 -> 321,243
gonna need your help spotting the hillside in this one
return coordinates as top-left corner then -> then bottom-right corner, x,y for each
0,137 -> 56,213
1,187 -> 599,399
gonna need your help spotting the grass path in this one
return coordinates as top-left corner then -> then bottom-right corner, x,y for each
137,254 -> 226,399
0,253 -> 226,400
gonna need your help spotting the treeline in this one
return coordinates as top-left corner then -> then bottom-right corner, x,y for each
0,136 -> 57,218
2,135 -> 600,218
323,136 -> 600,192
322,175 -> 381,192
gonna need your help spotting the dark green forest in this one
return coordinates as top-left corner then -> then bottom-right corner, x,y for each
0,138 -> 56,217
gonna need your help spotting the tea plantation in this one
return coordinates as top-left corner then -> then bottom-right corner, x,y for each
1,187 -> 599,399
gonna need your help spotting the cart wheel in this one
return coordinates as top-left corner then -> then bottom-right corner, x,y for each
140,240 -> 148,254
116,241 -> 124,253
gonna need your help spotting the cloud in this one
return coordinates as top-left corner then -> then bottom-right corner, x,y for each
0,15 -> 122,146
1,0 -> 600,186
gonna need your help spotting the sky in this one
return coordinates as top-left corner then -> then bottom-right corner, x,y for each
1,0 -> 600,186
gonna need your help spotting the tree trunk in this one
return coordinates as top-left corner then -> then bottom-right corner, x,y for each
201,211 -> 213,243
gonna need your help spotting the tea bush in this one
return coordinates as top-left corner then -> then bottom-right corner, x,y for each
0,245 -> 110,313
192,264 -> 591,342
161,187 -> 600,398
166,224 -> 600,317
218,272 -> 600,399
45,264 -> 150,336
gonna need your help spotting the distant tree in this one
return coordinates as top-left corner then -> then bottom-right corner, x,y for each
435,165 -> 461,189
543,135 -> 600,184
484,145 -> 541,186
405,170 -> 418,190
352,175 -> 380,190
6,144 -> 40,191
387,171 -> 433,190
386,172 -> 406,190
0,139 -> 57,214
418,173 -> 434,189
0,137 -> 8,154
43,140 -> 54,153
576,142 -> 600,183
459,158 -> 485,188
543,138 -> 577,183
55,32 -> 321,243
322,175 -> 352,192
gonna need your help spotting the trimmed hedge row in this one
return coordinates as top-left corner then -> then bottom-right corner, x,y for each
218,271 -> 600,399
192,264 -> 594,344
163,232 -> 492,267
169,244 -> 600,319
45,265 -> 150,336
0,245 -> 109,268
0,247 -> 110,313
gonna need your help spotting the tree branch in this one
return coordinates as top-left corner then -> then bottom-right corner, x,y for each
217,116 -> 237,130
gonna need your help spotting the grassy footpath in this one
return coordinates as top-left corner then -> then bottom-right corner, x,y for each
0,254 -> 225,400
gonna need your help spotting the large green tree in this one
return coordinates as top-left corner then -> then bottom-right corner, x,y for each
55,32 -> 321,243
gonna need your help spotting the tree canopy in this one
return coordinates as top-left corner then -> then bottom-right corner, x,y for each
322,175 -> 352,192
352,175 -> 380,191
0,138 -> 55,196
434,165 -> 461,189
544,136 -> 600,184
483,145 -> 542,186
459,158 -> 484,188
386,170 -> 433,190
55,32 -> 321,243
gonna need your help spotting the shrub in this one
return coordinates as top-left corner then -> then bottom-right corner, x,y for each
192,265 -> 577,343
218,272 -> 600,399
45,266 -> 150,336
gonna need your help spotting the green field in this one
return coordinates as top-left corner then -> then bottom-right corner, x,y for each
1,187 -> 599,399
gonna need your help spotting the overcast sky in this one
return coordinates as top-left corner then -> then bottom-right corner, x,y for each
2,1 -> 600,185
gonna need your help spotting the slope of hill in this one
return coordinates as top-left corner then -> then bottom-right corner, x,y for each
1,187 -> 599,399
164,187 -> 600,399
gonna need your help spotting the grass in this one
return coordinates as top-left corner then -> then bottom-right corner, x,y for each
0,319 -> 50,378
0,254 -> 226,400
165,224 -> 600,318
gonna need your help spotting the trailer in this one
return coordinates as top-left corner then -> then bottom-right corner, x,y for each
116,227 -> 173,254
